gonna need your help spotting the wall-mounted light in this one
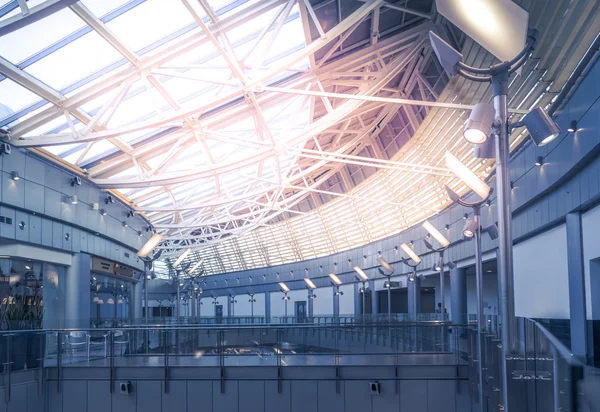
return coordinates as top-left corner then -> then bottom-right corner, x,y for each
122,221 -> 128,228
100,209 -> 107,216
445,224 -> 450,231
70,195 -> 78,204
485,224 -> 499,240
127,210 -> 135,218
11,171 -> 19,181
568,120 -> 577,133
71,177 -> 82,186
105,195 -> 114,204
535,156 -> 543,166
463,213 -> 469,220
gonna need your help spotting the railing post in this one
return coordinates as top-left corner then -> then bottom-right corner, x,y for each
4,334 -> 12,402
56,332 -> 61,393
38,331 -> 44,395
220,330 -> 225,394
164,330 -> 170,394
109,331 -> 114,394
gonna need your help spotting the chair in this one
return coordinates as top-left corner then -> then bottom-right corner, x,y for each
67,331 -> 88,358
87,332 -> 108,359
113,331 -> 129,356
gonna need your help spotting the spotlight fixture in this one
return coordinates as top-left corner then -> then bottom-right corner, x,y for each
172,248 -> 191,269
353,266 -> 369,282
447,261 -> 456,269
462,218 -> 477,239
328,273 -> 342,286
71,177 -> 82,186
432,261 -> 442,271
122,221 -> 128,228
138,231 -> 143,237
535,156 -> 543,166
568,120 -> 577,133
485,224 -> 499,240
464,103 -> 495,144
105,195 -> 114,204
70,195 -> 78,204
127,210 -> 135,218
100,209 -> 107,216
10,171 -> 19,181
522,107 -> 561,147
445,224 -> 450,231
408,274 -> 416,282
303,278 -> 317,290
463,213 -> 469,220
484,200 -> 491,207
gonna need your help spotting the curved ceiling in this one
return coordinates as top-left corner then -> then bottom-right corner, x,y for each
0,0 -> 598,277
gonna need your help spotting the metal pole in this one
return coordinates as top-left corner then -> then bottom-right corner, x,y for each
362,282 -> 366,321
412,269 -> 417,319
176,271 -> 181,324
387,276 -> 391,322
439,251 -> 445,320
144,262 -> 149,354
474,206 -> 485,411
493,71 -> 514,412
284,293 -> 288,319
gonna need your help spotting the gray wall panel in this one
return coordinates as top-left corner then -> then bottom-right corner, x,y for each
238,381 -> 264,412
137,381 -> 161,412
2,172 -> 23,208
15,210 -> 29,242
371,380 -> 399,412
399,381 -> 427,412
44,165 -> 62,192
52,221 -> 63,249
29,215 -> 41,244
24,180 -> 45,214
187,381 -> 213,412
47,385 -> 63,412
162,381 -> 186,411
344,381 -> 372,412
62,381 -> 87,412
27,382 -> 44,412
265,380 -> 290,412
6,383 -> 27,412
44,188 -> 62,219
87,380 -> 111,412
290,381 -> 317,412
213,381 -> 237,411
426,380 -> 456,412
1,206 -> 15,239
25,154 -> 45,185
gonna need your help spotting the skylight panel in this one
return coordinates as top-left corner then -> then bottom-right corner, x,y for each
0,79 -> 46,114
0,7 -> 85,63
105,0 -> 196,52
80,0 -> 131,19
24,30 -> 124,90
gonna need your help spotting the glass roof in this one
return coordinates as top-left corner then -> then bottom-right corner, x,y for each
0,0 -> 590,277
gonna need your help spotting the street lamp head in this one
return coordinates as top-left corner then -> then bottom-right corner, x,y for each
446,151 -> 491,200
422,220 -> 450,248
377,257 -> 394,273
400,243 -> 422,265
464,103 -> 495,144
523,108 -> 560,147
303,278 -> 317,290
353,266 -> 369,282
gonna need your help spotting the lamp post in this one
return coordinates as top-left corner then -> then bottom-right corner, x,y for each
353,267 -> 369,322
377,257 -> 395,322
248,293 -> 256,322
445,152 -> 493,411
279,282 -> 290,323
422,220 -> 451,320
328,274 -> 343,323
398,244 -> 422,321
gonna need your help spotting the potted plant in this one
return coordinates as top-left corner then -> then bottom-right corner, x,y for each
0,289 -> 44,371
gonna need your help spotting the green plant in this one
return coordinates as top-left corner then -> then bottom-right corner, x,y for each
0,288 -> 44,330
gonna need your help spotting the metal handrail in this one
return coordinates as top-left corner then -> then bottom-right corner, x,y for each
528,318 -> 584,366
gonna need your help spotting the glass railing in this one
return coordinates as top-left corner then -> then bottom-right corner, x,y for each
1,322 -> 469,373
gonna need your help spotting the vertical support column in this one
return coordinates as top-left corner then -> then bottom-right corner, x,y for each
265,291 -> 271,322
353,283 -> 360,318
133,279 -> 142,323
451,267 -> 467,325
227,295 -> 232,319
64,253 -> 91,329
307,291 -> 314,318
370,280 -> 378,316
566,212 -> 588,359
333,287 -> 340,321
408,275 -> 421,319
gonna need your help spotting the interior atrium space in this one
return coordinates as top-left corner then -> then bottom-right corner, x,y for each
0,0 -> 600,411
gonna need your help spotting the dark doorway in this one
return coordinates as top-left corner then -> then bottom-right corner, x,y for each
215,305 -> 223,322
359,290 -> 373,314
421,288 -> 436,313
295,301 -> 307,320
377,288 -> 408,314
